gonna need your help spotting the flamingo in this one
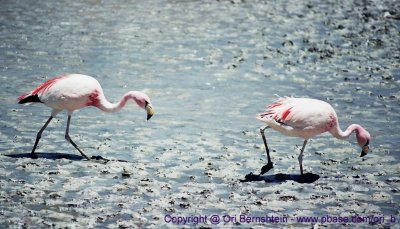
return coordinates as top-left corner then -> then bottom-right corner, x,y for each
18,74 -> 154,160
255,97 -> 371,176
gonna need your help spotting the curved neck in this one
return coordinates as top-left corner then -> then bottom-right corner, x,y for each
96,91 -> 143,113
330,124 -> 361,140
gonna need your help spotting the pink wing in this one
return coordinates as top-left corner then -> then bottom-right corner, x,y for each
257,97 -> 291,122
257,97 -> 337,133
257,97 -> 314,129
18,75 -> 66,102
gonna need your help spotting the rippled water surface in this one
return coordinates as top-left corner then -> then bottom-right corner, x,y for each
0,0 -> 399,228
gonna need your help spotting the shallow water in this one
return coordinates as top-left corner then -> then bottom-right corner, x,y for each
0,0 -> 399,228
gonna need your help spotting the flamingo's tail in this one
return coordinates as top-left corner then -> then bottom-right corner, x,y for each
18,93 -> 42,104
256,111 -> 273,121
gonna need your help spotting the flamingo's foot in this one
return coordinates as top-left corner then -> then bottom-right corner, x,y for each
242,172 -> 260,181
90,155 -> 110,163
260,161 -> 274,175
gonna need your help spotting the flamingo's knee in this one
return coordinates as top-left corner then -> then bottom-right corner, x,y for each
298,155 -> 303,164
36,132 -> 42,139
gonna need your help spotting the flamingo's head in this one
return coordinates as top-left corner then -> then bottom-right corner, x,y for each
356,127 -> 371,157
145,101 -> 155,120
133,92 -> 154,120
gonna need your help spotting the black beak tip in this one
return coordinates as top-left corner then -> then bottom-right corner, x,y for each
147,114 -> 153,120
360,145 -> 369,157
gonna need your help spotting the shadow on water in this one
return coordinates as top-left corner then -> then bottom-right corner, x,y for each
4,153 -> 129,164
241,172 -> 320,184
5,152 -> 86,161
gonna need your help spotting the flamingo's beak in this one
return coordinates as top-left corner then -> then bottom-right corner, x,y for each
360,141 -> 369,157
145,104 -> 154,120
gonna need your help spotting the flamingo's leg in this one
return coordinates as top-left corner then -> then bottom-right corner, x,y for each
260,126 -> 274,175
298,140 -> 308,175
65,115 -> 90,160
31,116 -> 53,157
